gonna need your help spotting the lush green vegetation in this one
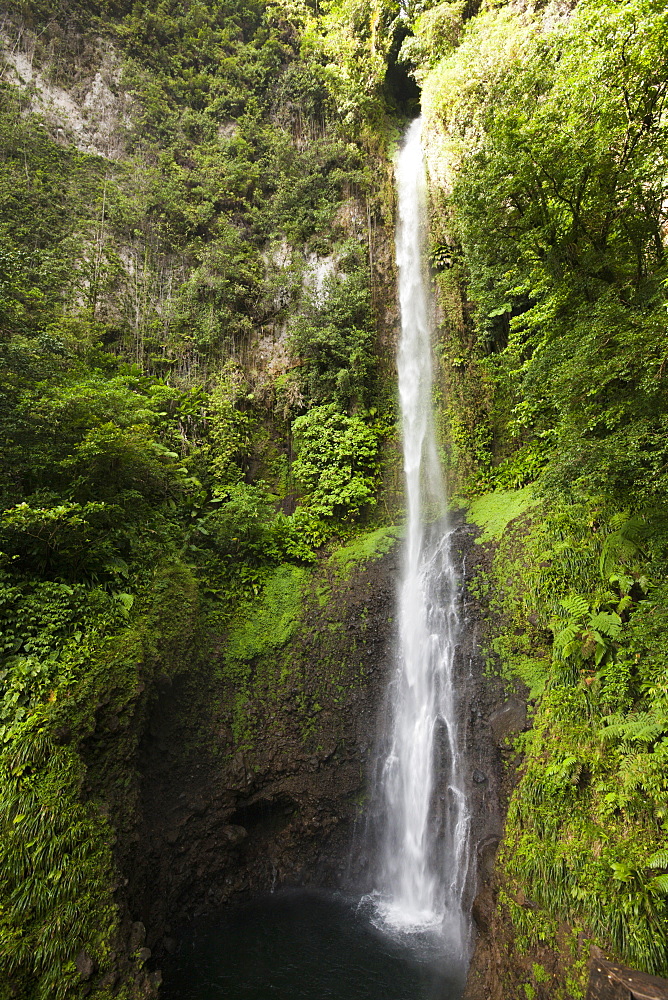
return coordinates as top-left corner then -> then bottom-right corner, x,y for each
405,0 -> 668,986
0,1 -> 409,995
468,499 -> 668,988
4,0 -> 668,994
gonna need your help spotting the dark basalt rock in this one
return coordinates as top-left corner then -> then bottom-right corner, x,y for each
121,546 -> 401,973
471,887 -> 495,932
477,835 -> 501,881
162,936 -> 177,956
128,921 -> 146,952
222,824 -> 248,845
75,950 -> 96,981
489,697 -> 527,744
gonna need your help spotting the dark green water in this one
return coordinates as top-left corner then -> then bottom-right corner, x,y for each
161,890 -> 466,1000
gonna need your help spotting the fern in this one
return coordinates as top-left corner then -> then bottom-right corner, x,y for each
600,711 -> 668,745
599,514 -> 647,580
551,596 -> 622,667
588,612 -> 622,639
647,850 -> 668,895
553,622 -> 581,658
551,595 -> 589,660
649,874 -> 668,895
560,594 -> 590,619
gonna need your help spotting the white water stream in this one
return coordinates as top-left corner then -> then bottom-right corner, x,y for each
375,118 -> 471,958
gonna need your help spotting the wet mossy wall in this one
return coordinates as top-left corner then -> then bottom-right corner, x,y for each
126,528 -> 401,974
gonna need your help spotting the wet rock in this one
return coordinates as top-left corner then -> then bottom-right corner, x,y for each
137,947 -> 152,964
471,887 -> 495,932
489,697 -> 526,744
129,921 -> 146,952
477,834 -> 501,880
75,950 -> 96,980
186,792 -> 207,815
222,824 -> 248,846
472,769 -> 487,784
162,936 -> 177,956
98,968 -> 119,989
514,888 -> 538,909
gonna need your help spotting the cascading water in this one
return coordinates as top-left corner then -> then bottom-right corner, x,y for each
161,113 -> 477,1000
374,117 -> 471,959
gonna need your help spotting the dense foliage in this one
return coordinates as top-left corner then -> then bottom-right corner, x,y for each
5,0 -> 668,994
409,0 -> 668,986
0,0 -> 408,995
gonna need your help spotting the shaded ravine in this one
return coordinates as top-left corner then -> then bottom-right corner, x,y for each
156,119 -> 507,1000
371,118 -> 472,963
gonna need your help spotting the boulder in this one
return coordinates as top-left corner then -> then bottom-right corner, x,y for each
222,824 -> 248,846
129,921 -> 146,952
489,698 -> 526,744
75,950 -> 96,981
471,887 -> 495,932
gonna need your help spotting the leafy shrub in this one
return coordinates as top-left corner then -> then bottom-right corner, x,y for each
292,404 -> 381,519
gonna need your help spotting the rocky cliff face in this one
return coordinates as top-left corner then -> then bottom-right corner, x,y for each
106,516 -> 508,995
117,542 -> 399,987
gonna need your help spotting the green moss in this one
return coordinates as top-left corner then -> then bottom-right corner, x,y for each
225,564 -> 306,666
330,525 -> 400,578
467,486 -> 537,543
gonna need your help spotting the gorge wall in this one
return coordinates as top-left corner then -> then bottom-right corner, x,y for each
124,515 -> 507,996
127,540 -> 400,965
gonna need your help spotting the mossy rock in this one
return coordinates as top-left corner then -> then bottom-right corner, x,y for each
225,565 -> 306,666
329,525 -> 401,579
467,486 -> 537,543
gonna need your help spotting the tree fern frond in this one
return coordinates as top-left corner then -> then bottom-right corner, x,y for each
649,874 -> 668,895
560,594 -> 590,619
553,623 -> 581,648
588,611 -> 622,638
600,711 -> 668,745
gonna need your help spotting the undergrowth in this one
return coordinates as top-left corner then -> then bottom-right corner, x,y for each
473,494 -> 668,977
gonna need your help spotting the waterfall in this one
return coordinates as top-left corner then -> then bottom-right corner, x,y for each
375,117 -> 471,959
